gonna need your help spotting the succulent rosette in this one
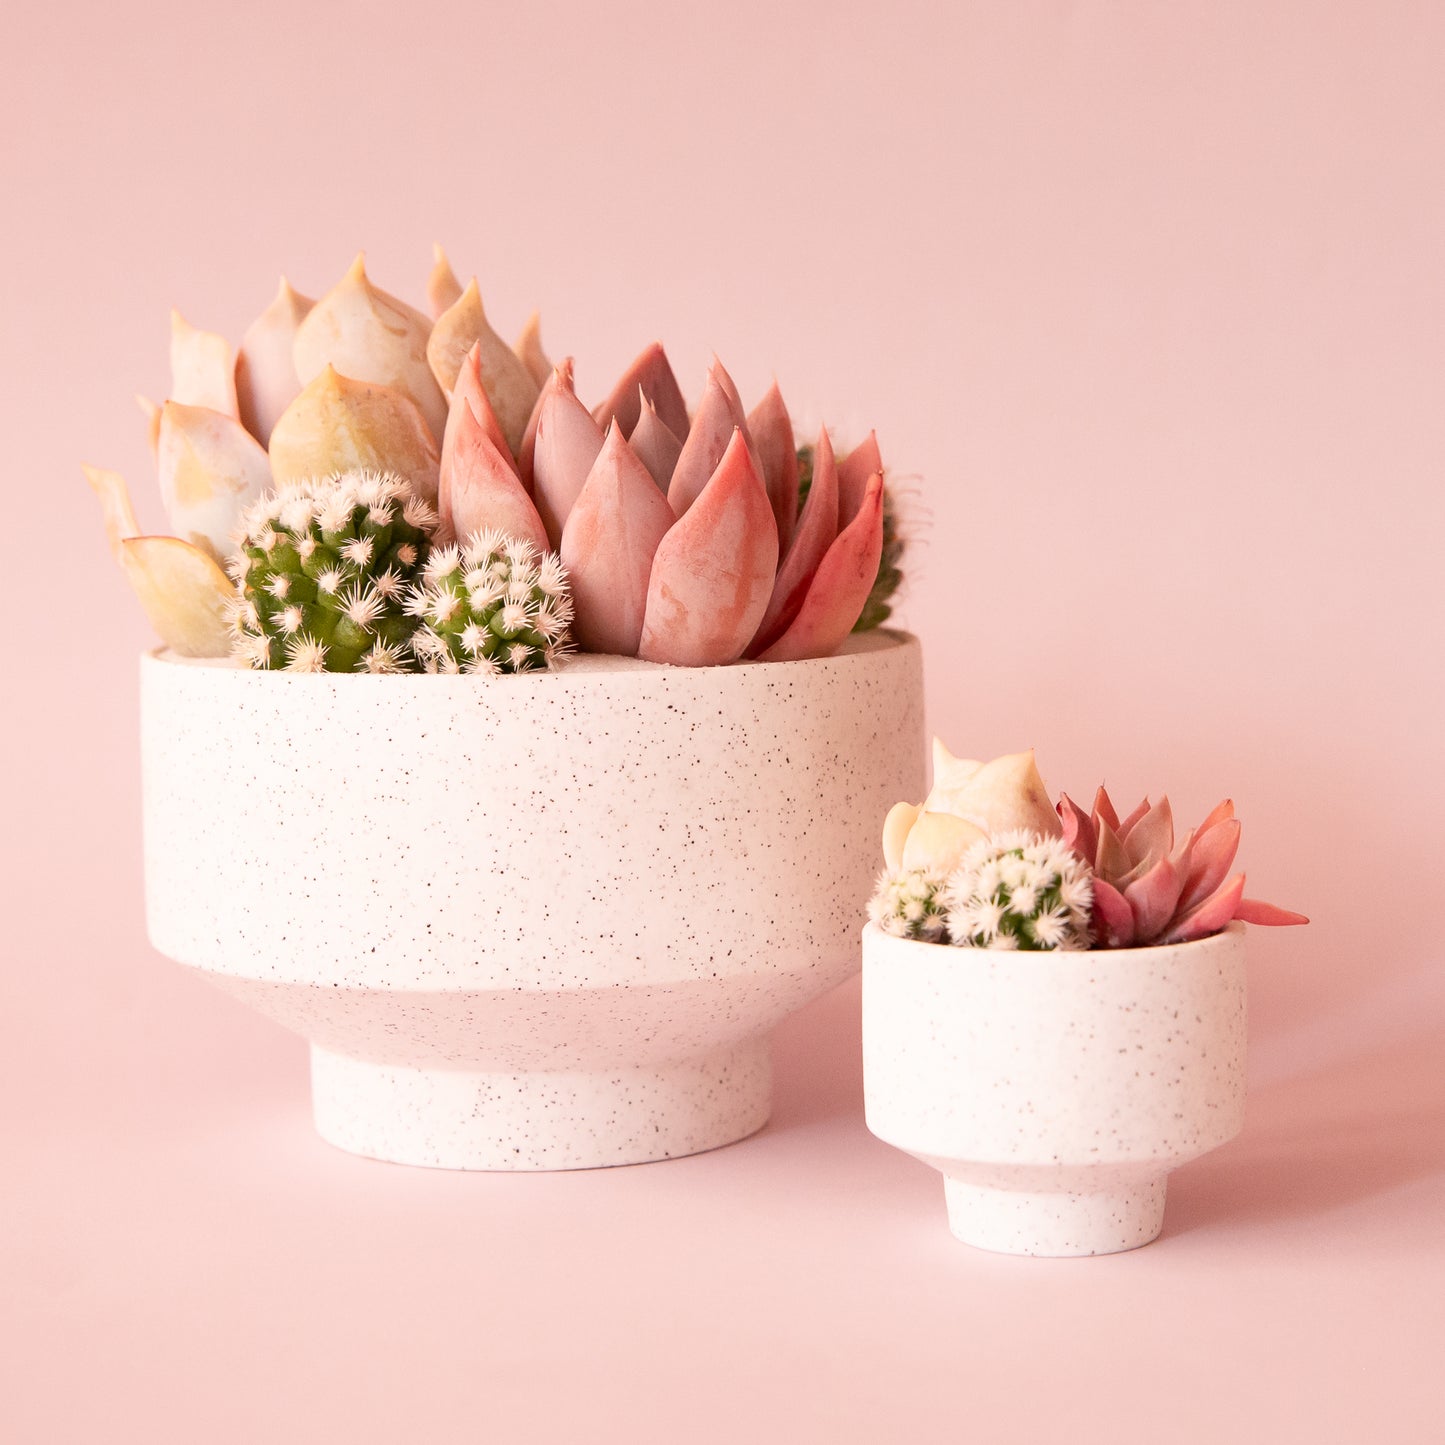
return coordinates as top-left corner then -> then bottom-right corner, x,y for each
872,741 -> 1307,951
1056,789 -> 1309,947
86,246 -> 910,672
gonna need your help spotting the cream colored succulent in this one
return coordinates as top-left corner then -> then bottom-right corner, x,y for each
88,247 -> 550,657
881,741 -> 1062,875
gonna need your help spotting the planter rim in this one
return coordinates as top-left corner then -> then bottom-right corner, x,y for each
143,627 -> 917,682
863,918 -> 1245,966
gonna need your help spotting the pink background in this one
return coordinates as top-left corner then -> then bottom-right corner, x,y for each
4,1 -> 1443,1439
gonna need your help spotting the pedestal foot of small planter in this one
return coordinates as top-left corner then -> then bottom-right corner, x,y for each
310,1040 -> 773,1171
942,1176 -> 1168,1257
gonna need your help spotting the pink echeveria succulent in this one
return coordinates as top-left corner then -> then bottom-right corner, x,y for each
1057,788 -> 1308,948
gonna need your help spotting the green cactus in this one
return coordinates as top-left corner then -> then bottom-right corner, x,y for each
868,867 -> 952,943
229,470 -> 435,673
942,831 -> 1094,951
406,530 -> 574,675
796,443 -> 905,632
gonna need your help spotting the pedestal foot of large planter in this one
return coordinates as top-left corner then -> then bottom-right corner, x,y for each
309,1040 -> 773,1171
942,1176 -> 1168,1257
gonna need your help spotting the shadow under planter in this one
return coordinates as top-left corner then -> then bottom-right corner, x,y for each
141,632 -> 925,1170
862,921 -> 1248,1256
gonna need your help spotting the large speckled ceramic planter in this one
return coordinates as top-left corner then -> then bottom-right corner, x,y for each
862,921 -> 1247,1256
141,631 -> 925,1170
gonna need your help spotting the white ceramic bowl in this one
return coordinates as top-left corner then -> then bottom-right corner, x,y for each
862,921 -> 1247,1255
142,631 -> 925,1170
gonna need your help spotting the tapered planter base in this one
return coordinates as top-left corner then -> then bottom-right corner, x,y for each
943,1176 -> 1168,1257
310,1040 -> 773,1171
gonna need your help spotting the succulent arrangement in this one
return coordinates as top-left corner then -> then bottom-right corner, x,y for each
871,741 -> 1307,950
85,247 -> 909,673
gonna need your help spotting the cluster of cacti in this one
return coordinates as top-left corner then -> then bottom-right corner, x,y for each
406,531 -> 573,674
85,246 -> 912,669
1056,788 -> 1309,947
229,471 -> 435,673
941,831 -> 1093,951
866,868 -> 951,943
874,742 -> 1307,951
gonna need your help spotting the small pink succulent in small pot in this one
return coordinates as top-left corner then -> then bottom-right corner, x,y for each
1057,788 -> 1308,948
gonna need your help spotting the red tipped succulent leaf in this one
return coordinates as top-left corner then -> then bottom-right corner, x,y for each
1165,874 -> 1246,944
756,472 -> 884,663
531,361 -> 606,547
746,380 -> 800,555
668,364 -> 753,517
748,427 -> 839,657
560,423 -> 675,656
1175,817 -> 1242,916
837,431 -> 881,527
638,429 -> 778,667
444,400 -> 549,554
1090,879 -> 1137,948
1234,898 -> 1309,927
593,342 -> 690,443
1123,856 -> 1187,943
630,395 -> 683,491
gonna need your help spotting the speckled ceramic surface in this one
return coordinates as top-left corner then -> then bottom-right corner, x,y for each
862,921 -> 1247,1256
141,631 -> 925,1170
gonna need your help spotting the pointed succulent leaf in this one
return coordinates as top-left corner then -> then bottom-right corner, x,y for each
514,311 -> 552,389
747,380 -> 800,555
530,361 -> 605,547
170,310 -> 238,418
1124,796 -> 1174,867
560,424 -> 675,656
756,472 -> 884,663
1165,874 -> 1246,944
630,395 -> 683,490
1123,855 -> 1186,944
1092,785 -> 1121,834
882,801 -> 923,874
1057,793 -> 1097,865
268,365 -> 440,502
119,536 -> 235,657
427,243 -> 463,319
235,277 -> 314,446
1117,795 -> 1153,840
444,403 -> 549,555
1175,817 -> 1242,917
667,362 -> 752,516
837,431 -> 882,527
441,342 -> 519,505
82,465 -> 142,558
593,342 -> 690,443
293,254 -> 448,439
1090,878 -> 1137,948
1094,818 -> 1131,881
1233,898 -> 1309,927
638,429 -> 778,667
1197,798 -> 1236,835
425,277 -> 540,454
157,402 -> 272,560
748,427 -> 839,655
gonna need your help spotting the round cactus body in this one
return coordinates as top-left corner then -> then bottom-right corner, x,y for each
229,470 -> 436,673
942,830 -> 1094,951
406,530 -> 574,675
868,868 -> 951,943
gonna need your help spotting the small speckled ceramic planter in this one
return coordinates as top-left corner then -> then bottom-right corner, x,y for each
861,921 -> 1247,1256
142,631 -> 925,1171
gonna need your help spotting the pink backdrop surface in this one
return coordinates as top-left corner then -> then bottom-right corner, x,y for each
3,2 -> 1442,1440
